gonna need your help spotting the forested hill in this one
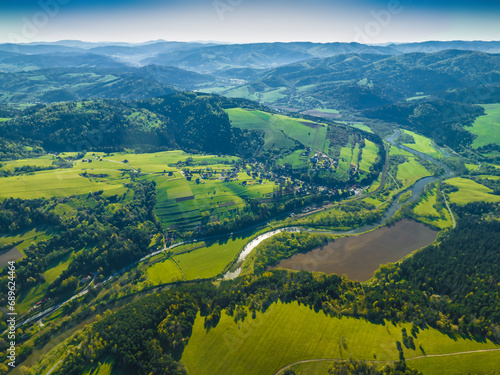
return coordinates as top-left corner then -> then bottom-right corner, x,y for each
0,93 -> 263,155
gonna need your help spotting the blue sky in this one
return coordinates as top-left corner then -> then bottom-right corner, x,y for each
1,0 -> 499,44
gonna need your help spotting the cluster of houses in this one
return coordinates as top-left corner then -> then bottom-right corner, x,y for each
309,152 -> 339,170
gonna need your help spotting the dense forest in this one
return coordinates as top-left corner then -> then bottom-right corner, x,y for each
0,93 -> 264,156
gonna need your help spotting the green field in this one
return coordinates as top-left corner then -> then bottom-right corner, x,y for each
181,301 -> 500,375
139,235 -> 252,286
396,158 -> 431,189
277,150 -> 311,169
314,108 -> 339,114
226,108 -> 328,151
467,103 -> 500,148
401,130 -> 443,159
289,350 -> 500,375
413,188 -> 453,229
145,258 -> 185,284
445,177 -> 500,204
359,139 -> 379,172
173,236 -> 248,280
152,171 -> 275,230
350,123 -> 373,133
0,151 -> 273,231
0,226 -> 55,254
465,163 -> 480,171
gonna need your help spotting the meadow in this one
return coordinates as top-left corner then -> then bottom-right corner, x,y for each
396,160 -> 430,189
467,103 -> 500,148
181,301 -> 500,375
413,188 -> 453,229
137,235 -> 253,287
401,130 -> 443,159
0,151 -> 274,231
445,177 -> 500,204
226,108 -> 329,151
359,139 -> 378,172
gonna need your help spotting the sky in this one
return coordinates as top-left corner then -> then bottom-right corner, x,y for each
1,0 -> 500,44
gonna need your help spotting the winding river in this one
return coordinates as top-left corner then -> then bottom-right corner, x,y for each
223,131 -> 455,279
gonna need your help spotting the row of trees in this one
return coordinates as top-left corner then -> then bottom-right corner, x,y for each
0,180 -> 160,306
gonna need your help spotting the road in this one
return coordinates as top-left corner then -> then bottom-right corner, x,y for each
442,190 -> 457,228
45,359 -> 63,375
274,348 -> 500,374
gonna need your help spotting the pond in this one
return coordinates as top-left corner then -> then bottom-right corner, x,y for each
270,220 -> 438,281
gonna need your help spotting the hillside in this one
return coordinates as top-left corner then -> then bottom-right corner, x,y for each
0,93 -> 256,155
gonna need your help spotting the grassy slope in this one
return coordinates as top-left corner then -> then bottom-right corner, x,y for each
467,103 -> 500,148
359,139 -> 378,173
0,226 -> 54,255
445,177 -> 500,204
290,351 -> 500,375
181,301 -> 499,375
226,108 -> 328,151
402,130 -> 442,159
173,236 -> 248,280
413,188 -> 453,229
396,158 -> 431,189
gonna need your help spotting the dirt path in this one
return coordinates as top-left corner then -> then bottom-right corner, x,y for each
274,348 -> 500,374
102,159 -> 138,172
442,190 -> 456,228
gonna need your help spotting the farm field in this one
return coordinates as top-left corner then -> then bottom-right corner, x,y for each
413,188 -> 453,229
0,169 -> 129,199
445,177 -> 500,204
0,151 -> 274,231
181,301 -> 500,375
288,350 -> 500,375
152,171 -> 275,231
172,236 -> 249,280
401,130 -> 443,159
137,235 -> 253,287
277,150 -> 311,169
359,139 -> 378,172
467,103 -> 500,148
226,108 -> 328,151
396,158 -> 431,189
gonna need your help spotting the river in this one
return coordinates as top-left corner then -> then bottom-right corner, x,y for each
223,131 -> 455,279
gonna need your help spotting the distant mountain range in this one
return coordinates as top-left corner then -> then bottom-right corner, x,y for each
0,40 -> 499,151
1,40 -> 500,73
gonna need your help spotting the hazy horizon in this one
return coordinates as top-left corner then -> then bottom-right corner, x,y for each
1,0 -> 499,45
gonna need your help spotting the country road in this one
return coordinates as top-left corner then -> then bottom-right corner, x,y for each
274,348 -> 500,374
442,190 -> 457,228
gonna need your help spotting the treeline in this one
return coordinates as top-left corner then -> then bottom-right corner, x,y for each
0,138 -> 45,161
0,198 -> 59,233
0,181 -> 160,305
367,204 -> 500,338
0,164 -> 57,177
303,201 -> 383,230
0,93 -> 264,156
328,359 -> 421,375
199,193 -> 325,237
